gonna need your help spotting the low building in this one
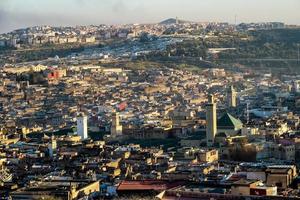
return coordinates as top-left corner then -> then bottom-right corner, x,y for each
197,149 -> 218,163
266,165 -> 297,189
10,180 -> 100,200
231,179 -> 261,196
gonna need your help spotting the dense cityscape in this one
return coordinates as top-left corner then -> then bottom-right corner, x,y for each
1,1 -> 300,200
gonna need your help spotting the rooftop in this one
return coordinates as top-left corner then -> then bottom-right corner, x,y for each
218,113 -> 243,129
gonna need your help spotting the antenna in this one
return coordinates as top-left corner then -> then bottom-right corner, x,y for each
297,43 -> 300,65
235,15 -> 237,26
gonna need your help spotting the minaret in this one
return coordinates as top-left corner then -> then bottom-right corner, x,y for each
206,94 -> 217,147
111,112 -> 122,137
77,113 -> 88,140
228,85 -> 237,108
48,135 -> 57,158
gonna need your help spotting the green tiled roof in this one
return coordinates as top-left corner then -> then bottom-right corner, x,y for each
218,113 -> 243,129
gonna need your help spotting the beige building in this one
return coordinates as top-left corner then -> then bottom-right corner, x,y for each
231,179 -> 261,196
144,84 -> 170,94
198,149 -> 218,163
231,179 -> 277,196
67,37 -> 78,43
264,121 -> 288,136
70,181 -> 100,199
266,165 -> 297,189
10,180 -> 100,200
260,143 -> 296,162
241,127 -> 259,136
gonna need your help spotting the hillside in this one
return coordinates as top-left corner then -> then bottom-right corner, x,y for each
159,18 -> 191,25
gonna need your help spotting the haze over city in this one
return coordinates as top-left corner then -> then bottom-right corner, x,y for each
0,0 -> 300,33
2,0 -> 300,199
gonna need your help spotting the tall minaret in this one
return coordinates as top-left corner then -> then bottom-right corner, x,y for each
228,85 -> 237,108
48,135 -> 57,158
111,112 -> 122,137
77,113 -> 88,140
206,94 -> 217,147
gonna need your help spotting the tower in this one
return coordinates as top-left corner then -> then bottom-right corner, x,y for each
111,112 -> 122,137
48,135 -> 57,158
228,85 -> 237,108
293,80 -> 300,93
206,94 -> 217,147
77,113 -> 88,140
244,102 -> 250,124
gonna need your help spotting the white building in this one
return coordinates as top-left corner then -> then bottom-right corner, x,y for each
227,85 -> 237,107
77,114 -> 88,140
111,112 -> 122,137
48,136 -> 57,157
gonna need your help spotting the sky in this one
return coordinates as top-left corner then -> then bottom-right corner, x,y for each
0,0 -> 299,33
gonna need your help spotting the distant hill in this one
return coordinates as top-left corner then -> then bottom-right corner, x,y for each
159,18 -> 191,25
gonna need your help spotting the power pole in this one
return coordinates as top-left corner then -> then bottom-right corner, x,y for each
297,43 -> 300,65
235,15 -> 237,26
234,15 -> 237,31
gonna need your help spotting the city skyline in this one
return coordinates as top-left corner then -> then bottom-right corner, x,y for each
0,0 -> 299,33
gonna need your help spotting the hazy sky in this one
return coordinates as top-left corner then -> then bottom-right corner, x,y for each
0,0 -> 299,33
